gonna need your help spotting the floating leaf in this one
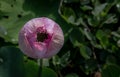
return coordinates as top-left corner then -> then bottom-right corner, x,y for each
0,46 -> 24,77
0,0 -> 70,43
41,67 -> 58,77
24,59 -> 39,77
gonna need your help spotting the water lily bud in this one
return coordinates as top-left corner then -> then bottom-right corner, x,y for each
18,17 -> 64,59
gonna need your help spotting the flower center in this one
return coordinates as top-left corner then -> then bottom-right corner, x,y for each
37,32 -> 48,42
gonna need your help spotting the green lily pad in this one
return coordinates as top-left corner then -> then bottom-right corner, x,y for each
0,46 -> 24,77
0,0 -> 70,43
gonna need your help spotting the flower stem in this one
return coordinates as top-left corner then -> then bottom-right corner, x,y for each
38,59 -> 43,77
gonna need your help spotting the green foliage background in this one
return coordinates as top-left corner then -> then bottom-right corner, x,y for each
0,0 -> 120,77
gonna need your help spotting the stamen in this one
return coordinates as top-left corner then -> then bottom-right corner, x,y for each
37,32 -> 48,42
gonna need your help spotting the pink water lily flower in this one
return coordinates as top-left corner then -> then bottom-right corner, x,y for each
18,17 -> 64,59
